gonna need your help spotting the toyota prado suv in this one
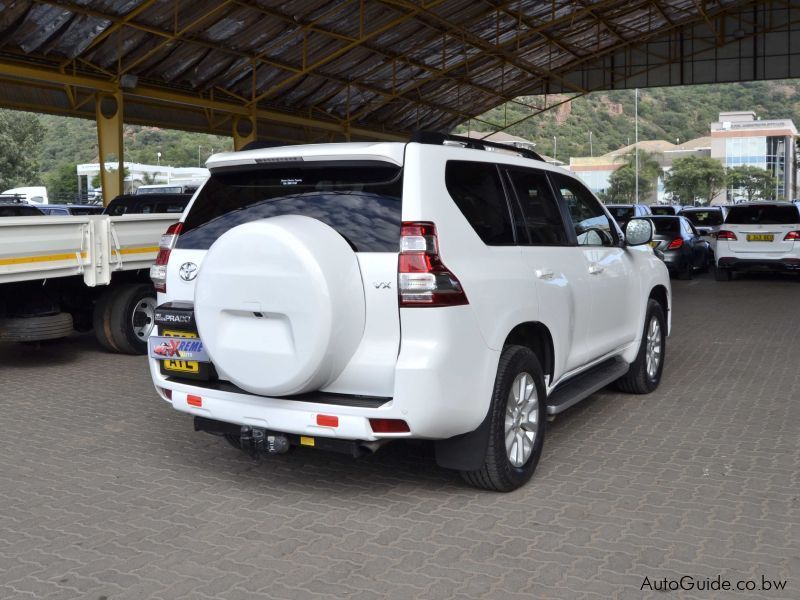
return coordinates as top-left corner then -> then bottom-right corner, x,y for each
148,133 -> 671,492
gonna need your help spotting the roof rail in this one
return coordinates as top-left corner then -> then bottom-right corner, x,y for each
409,131 -> 544,162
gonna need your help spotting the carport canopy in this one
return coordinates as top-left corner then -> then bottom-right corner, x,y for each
0,0 -> 798,199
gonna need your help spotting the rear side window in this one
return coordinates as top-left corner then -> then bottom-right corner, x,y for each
505,168 -> 568,245
178,162 -> 402,252
725,204 -> 799,225
683,210 -> 723,226
445,161 -> 514,245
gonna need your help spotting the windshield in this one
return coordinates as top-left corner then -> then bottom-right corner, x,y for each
725,204 -> 799,225
607,206 -> 634,220
646,217 -> 680,235
683,210 -> 723,227
178,162 -> 402,252
650,206 -> 676,216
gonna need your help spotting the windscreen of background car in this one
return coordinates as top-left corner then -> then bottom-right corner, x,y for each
648,218 -> 680,235
608,206 -> 634,220
650,206 -> 676,216
683,210 -> 723,227
177,162 -> 402,252
725,204 -> 800,225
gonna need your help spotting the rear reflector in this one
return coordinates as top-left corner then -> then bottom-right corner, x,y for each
187,394 -> 202,407
398,221 -> 468,307
316,414 -> 339,427
369,418 -> 410,433
150,222 -> 183,293
717,229 -> 737,241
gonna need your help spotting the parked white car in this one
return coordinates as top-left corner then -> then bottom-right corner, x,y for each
715,202 -> 800,280
147,134 -> 671,491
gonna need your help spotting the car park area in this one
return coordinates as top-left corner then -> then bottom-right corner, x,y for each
1,272 -> 796,599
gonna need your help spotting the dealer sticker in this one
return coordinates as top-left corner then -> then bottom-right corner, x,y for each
148,336 -> 210,362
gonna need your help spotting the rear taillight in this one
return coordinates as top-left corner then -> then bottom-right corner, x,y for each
666,238 -> 684,250
150,222 -> 183,293
717,230 -> 737,241
398,222 -> 468,307
783,231 -> 800,241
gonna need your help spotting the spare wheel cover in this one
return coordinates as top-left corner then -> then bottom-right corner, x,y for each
194,215 -> 366,396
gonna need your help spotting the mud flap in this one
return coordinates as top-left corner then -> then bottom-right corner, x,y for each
434,409 -> 492,471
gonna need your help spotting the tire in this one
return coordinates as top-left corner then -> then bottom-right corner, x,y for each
460,345 -> 546,492
92,289 -> 120,353
615,299 -> 666,394
0,312 -> 74,342
714,266 -> 733,281
94,284 -> 156,355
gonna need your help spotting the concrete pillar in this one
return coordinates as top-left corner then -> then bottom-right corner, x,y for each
96,91 -> 124,205
232,114 -> 257,151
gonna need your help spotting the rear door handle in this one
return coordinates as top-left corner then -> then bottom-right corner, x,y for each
588,263 -> 604,275
535,269 -> 555,280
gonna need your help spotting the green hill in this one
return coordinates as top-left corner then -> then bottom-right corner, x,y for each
457,79 -> 800,160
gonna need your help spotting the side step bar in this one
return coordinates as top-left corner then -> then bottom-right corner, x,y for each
546,357 -> 629,415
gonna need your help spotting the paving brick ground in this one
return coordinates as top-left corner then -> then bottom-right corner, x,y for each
1,272 -> 798,600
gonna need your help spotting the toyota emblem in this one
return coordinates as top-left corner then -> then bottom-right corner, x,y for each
179,262 -> 198,281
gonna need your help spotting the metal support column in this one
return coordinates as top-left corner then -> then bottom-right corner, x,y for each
95,90 -> 124,205
232,114 -> 257,150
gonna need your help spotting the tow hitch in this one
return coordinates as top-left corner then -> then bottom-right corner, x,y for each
240,426 -> 290,455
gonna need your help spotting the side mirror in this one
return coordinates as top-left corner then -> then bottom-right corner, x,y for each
625,218 -> 653,246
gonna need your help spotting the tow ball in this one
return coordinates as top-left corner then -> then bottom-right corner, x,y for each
240,426 -> 290,456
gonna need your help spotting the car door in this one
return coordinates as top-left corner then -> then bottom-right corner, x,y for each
550,173 -> 639,360
684,219 -> 704,267
503,167 -> 594,376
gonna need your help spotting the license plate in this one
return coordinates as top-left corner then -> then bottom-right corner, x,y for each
160,329 -> 200,373
149,335 -> 209,362
163,359 -> 200,373
747,234 -> 774,242
649,241 -> 659,248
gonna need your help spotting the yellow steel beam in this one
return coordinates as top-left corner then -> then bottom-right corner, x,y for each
95,91 -> 124,204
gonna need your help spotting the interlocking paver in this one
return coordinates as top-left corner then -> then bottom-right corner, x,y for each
1,272 -> 798,599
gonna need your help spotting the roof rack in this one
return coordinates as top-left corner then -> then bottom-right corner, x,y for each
0,194 -> 25,204
410,131 -> 544,162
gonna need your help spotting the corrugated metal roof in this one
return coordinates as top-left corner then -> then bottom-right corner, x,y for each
0,1 -> 791,142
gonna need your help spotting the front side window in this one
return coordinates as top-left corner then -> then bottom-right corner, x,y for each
445,161 -> 514,245
551,174 -> 617,246
505,168 -> 568,245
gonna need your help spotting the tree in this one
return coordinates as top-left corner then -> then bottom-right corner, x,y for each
606,150 -> 662,203
726,165 -> 778,202
664,156 -> 726,205
0,110 -> 45,190
45,163 -> 79,201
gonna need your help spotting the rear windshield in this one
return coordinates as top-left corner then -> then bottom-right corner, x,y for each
650,206 -> 676,216
647,218 -> 680,234
725,204 -> 799,225
0,205 -> 43,216
178,162 -> 402,252
683,210 -> 723,227
607,206 -> 634,220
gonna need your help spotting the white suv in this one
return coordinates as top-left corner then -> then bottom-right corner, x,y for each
148,134 -> 671,492
715,202 -> 800,280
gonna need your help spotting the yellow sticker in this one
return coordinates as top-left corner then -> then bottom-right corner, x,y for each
300,436 -> 315,447
162,329 -> 198,338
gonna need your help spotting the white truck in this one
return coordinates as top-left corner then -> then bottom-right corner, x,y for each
0,213 -> 179,353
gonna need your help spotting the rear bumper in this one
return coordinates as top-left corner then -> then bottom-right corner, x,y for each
659,250 -> 688,271
149,305 -> 498,442
716,257 -> 800,272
